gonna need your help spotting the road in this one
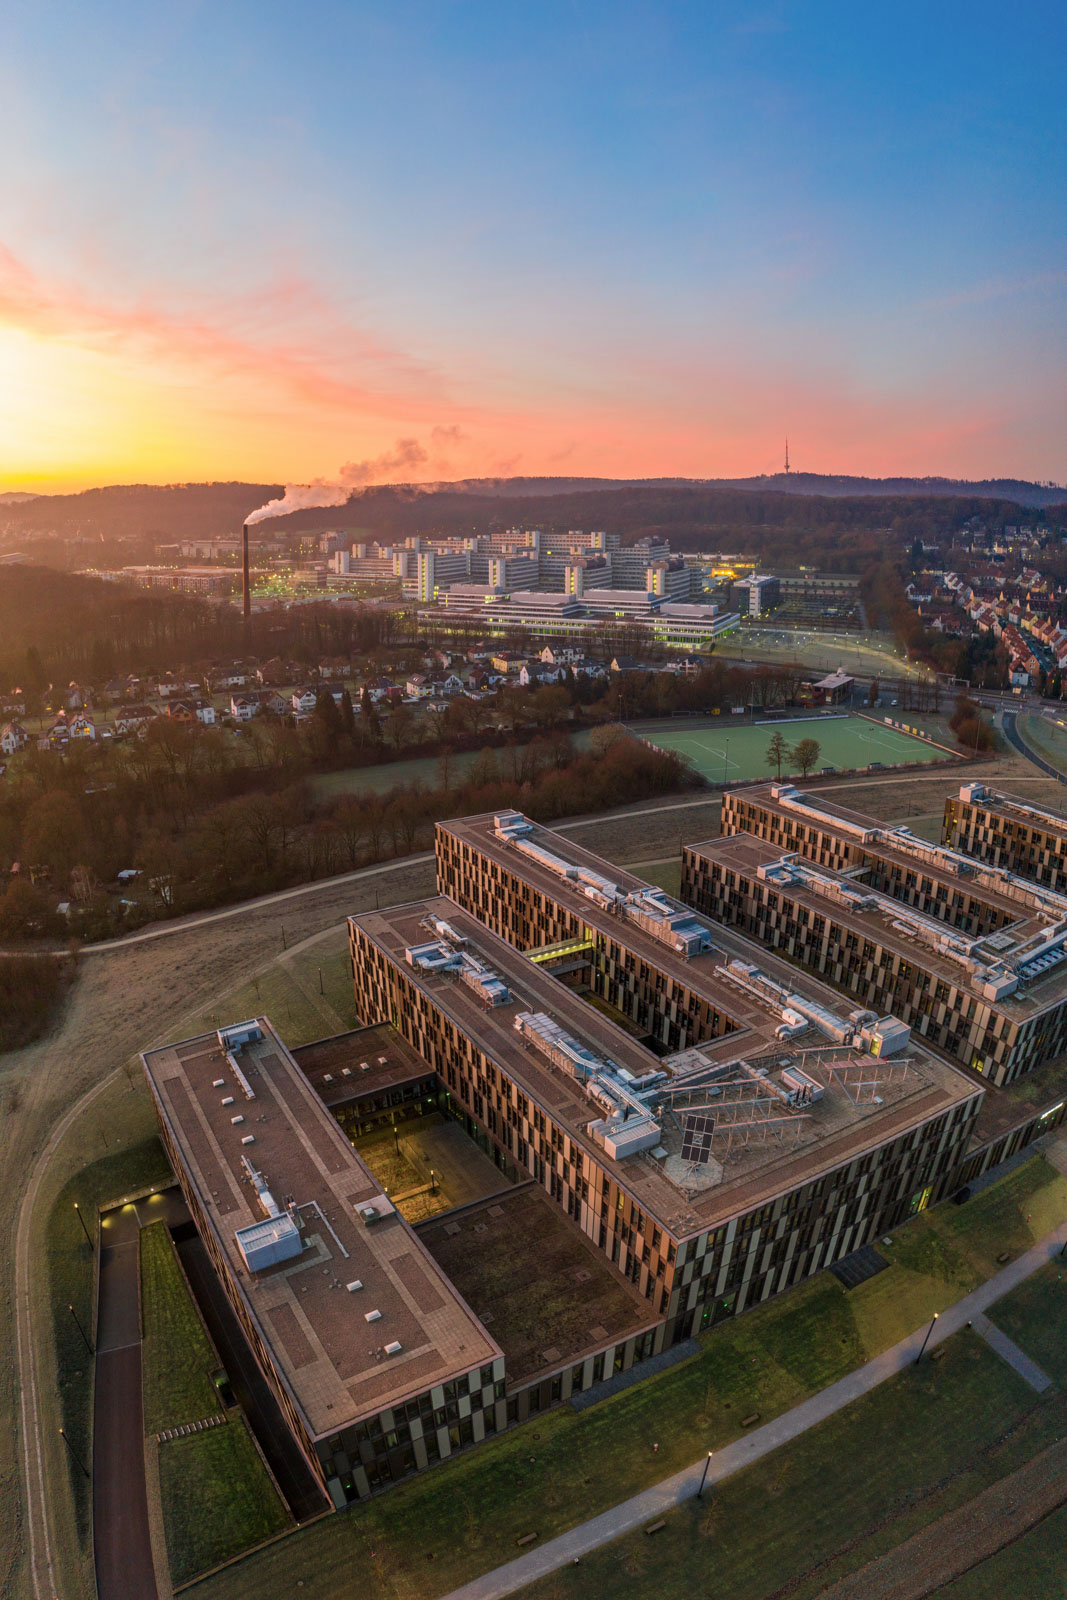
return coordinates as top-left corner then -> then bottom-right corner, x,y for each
93,1203 -> 158,1600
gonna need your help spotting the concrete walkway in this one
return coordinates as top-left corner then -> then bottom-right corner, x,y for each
439,1223 -> 1067,1600
972,1312 -> 1053,1392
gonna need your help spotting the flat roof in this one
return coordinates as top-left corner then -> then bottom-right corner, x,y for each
292,1023 -> 432,1110
726,782 -> 1051,924
352,897 -> 978,1240
143,1019 -> 500,1441
438,812 -> 955,1044
692,833 -> 1067,1024
955,785 -> 1067,839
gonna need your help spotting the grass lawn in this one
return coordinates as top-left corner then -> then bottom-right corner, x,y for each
987,1261 -> 1067,1385
285,936 -> 360,1032
177,930 -> 359,1049
189,1154 -> 1067,1600
1016,710 -> 1067,778
140,1220 -> 223,1434
846,1156 -> 1067,1355
47,1135 -> 173,1541
515,1337 -> 1055,1600
311,732 -> 595,802
159,1420 -> 289,1587
626,859 -> 682,896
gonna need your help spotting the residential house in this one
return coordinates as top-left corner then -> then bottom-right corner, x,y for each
230,694 -> 257,722
290,687 -> 319,715
114,704 -> 157,736
0,721 -> 28,756
406,674 -> 433,698
214,666 -> 250,689
157,674 -> 188,699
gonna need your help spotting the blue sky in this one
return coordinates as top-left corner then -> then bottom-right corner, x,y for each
1,0 -> 1064,488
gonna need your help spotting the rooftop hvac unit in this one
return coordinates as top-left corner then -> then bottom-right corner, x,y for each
240,1134 -> 255,1145
221,1096 -> 234,1106
365,1309 -> 382,1323
323,1073 -> 334,1083
230,1114 -> 245,1125
384,1340 -> 403,1356
212,1078 -> 225,1088
346,1280 -> 363,1293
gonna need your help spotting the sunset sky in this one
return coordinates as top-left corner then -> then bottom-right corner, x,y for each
2,1 -> 1064,493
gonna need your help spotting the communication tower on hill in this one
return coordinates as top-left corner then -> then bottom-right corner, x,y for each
784,439 -> 791,474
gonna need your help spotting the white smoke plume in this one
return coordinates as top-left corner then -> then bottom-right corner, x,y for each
244,481 -> 350,525
338,436 -> 428,487
244,436 -> 436,525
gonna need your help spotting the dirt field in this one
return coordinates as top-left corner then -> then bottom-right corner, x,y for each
1,744 -> 1059,1600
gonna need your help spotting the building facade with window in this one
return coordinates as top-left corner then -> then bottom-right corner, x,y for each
350,895 -> 981,1361
682,832 -> 1067,1088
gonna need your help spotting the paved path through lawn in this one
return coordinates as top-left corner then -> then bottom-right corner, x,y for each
438,1222 -> 1067,1600
972,1311 -> 1053,1392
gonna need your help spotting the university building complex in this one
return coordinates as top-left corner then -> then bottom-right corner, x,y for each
143,784 -> 1067,1512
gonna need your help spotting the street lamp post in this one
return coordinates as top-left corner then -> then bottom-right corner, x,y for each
68,1303 -> 94,1355
73,1203 -> 94,1251
59,1428 -> 90,1480
915,1311 -> 940,1364
697,1450 -> 714,1499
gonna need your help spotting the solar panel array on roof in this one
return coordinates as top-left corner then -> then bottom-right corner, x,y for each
680,1113 -> 716,1165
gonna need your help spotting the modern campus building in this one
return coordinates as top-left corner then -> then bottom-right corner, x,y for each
435,585 -> 740,650
721,782 -> 1060,938
351,889 -> 980,1344
142,1018 -> 504,1506
729,573 -> 781,616
143,796 -> 1067,1510
682,831 -> 1067,1087
943,782 -> 1067,892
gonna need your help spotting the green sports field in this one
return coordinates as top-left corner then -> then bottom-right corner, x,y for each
634,714 -> 957,784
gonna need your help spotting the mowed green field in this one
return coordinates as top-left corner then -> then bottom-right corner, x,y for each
1016,711 -> 1067,779
635,714 -> 955,783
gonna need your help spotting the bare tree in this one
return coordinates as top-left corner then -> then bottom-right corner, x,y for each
790,737 -> 821,776
766,731 -> 788,779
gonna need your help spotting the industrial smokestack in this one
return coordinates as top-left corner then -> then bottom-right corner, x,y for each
242,522 -> 251,621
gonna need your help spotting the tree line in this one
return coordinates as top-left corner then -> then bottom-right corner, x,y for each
0,717 -> 696,942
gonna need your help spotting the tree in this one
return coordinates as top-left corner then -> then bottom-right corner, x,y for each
22,792 -> 88,882
589,724 -> 629,757
360,686 -> 381,740
766,731 -> 788,779
790,737 -> 821,776
867,678 -> 879,707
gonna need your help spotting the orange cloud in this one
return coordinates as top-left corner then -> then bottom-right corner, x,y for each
0,242 -> 1047,490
